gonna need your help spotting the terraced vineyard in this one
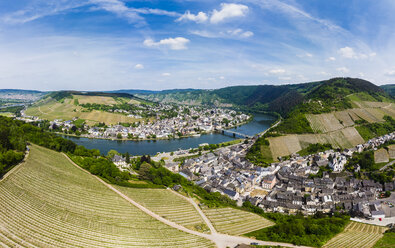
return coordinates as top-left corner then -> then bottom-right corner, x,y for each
114,187 -> 208,232
323,222 -> 387,248
268,127 -> 364,159
26,97 -> 139,125
202,207 -> 274,236
374,148 -> 390,163
268,100 -> 393,160
0,145 -> 214,248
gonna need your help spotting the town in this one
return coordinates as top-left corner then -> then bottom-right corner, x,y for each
18,104 -> 251,140
153,132 -> 395,223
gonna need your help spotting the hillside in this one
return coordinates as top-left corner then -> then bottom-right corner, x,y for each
381,84 -> 395,97
0,144 -> 214,247
137,78 -> 390,115
247,78 -> 395,164
25,91 -> 151,125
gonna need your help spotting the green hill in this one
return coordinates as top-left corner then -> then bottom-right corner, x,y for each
381,84 -> 395,97
25,91 -> 153,125
137,78 -> 391,115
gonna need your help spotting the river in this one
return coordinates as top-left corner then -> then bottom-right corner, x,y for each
63,113 -> 275,155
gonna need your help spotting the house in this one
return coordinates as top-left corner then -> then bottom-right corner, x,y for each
261,175 -> 277,190
112,155 -> 127,167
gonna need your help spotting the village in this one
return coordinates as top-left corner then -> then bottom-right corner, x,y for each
152,132 -> 395,221
18,105 -> 250,140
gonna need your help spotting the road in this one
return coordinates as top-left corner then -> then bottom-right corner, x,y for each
258,117 -> 282,137
63,153 -> 312,248
380,159 -> 395,171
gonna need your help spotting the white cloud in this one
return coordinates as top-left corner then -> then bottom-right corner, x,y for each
144,37 -> 190,50
336,67 -> 350,73
219,76 -> 225,80
210,3 -> 248,24
338,46 -> 356,58
338,46 -> 376,60
328,57 -> 336,61
241,31 -> 254,38
90,0 -> 179,24
227,29 -> 254,38
177,11 -> 208,23
305,53 -> 313,57
269,68 -> 286,74
279,76 -> 291,80
162,72 -> 171,76
134,64 -> 144,69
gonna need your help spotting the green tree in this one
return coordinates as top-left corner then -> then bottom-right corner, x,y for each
125,152 -> 130,164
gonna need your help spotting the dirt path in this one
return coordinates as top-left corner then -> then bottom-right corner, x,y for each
63,153 -> 312,248
380,159 -> 395,171
166,188 -> 217,234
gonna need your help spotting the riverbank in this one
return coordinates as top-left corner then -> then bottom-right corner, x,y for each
62,113 -> 274,155
56,116 -> 256,142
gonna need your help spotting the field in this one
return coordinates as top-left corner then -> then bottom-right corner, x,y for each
374,148 -> 390,164
74,95 -> 119,105
0,145 -> 214,248
306,113 -> 343,133
268,127 -> 364,160
388,145 -> 395,159
373,232 -> 395,248
202,207 -> 274,236
323,222 -> 387,248
270,100 -> 393,159
0,112 -> 14,117
113,187 -> 208,232
26,97 -> 140,125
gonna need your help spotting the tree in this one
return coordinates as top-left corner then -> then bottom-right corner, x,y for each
138,162 -> 152,180
117,133 -> 122,139
107,150 -> 120,159
125,152 -> 130,164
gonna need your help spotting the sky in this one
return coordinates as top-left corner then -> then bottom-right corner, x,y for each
0,0 -> 395,91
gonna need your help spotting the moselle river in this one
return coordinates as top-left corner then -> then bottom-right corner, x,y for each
63,113 -> 275,155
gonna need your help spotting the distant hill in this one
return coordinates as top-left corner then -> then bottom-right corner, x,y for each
109,89 -> 200,95
137,78 -> 391,115
381,84 -> 395,97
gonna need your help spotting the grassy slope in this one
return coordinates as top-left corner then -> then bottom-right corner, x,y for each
26,93 -> 142,125
373,232 -> 395,248
248,78 -> 395,162
0,144 -> 214,247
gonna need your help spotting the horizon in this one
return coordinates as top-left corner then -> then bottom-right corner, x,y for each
1,76 -> 393,92
1,1 -> 395,90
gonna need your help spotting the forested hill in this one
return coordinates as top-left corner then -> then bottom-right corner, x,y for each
381,84 -> 395,97
47,91 -> 138,101
137,78 -> 392,115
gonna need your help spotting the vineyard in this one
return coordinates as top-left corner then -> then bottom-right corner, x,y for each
323,222 -> 387,248
202,207 -> 274,236
268,127 -> 364,160
25,97 -> 139,125
114,187 -> 208,232
0,145 -> 214,248
374,148 -> 390,164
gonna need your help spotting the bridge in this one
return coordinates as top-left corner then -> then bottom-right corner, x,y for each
221,129 -> 252,139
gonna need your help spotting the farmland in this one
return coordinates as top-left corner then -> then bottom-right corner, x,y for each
374,148 -> 390,164
323,222 -> 387,248
267,100 -> 394,160
0,145 -> 214,248
114,187 -> 208,232
202,207 -> 274,236
25,96 -> 140,125
268,127 -> 364,160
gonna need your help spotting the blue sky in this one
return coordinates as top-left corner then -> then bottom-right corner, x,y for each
0,0 -> 394,90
